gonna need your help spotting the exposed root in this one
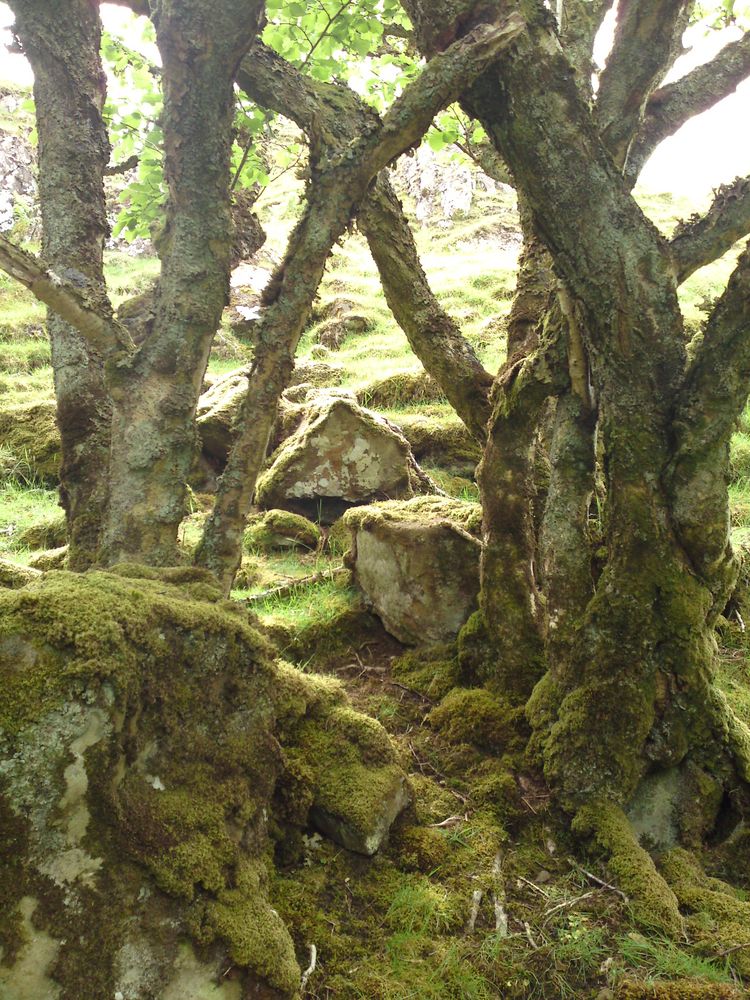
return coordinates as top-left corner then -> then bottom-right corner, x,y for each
573,801 -> 683,937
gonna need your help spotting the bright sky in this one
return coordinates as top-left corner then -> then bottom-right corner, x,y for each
1,2 -> 749,200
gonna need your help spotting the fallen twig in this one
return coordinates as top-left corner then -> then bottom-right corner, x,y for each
300,944 -> 318,993
242,566 -> 348,603
467,888 -> 483,933
492,851 -> 509,937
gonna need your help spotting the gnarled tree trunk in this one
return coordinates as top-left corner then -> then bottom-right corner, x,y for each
9,0 -> 113,570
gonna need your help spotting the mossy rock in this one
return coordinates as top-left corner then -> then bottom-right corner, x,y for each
11,511 -> 67,551
315,314 -> 372,350
429,687 -> 526,753
391,413 -> 481,476
244,509 -> 321,552
344,496 -> 481,645
358,371 -> 447,410
28,545 -> 68,571
0,399 -> 60,482
257,396 -> 434,524
0,558 -> 41,590
0,570 -> 409,997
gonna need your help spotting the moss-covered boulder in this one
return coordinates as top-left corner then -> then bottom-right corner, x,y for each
256,396 -> 435,524
0,569 -> 409,998
357,371 -> 446,409
11,511 -> 67,551
391,413 -> 481,477
196,363 -> 346,467
245,510 -> 321,552
0,400 -> 60,482
0,558 -> 41,589
196,368 -> 249,465
28,545 -> 68,571
343,496 -> 481,645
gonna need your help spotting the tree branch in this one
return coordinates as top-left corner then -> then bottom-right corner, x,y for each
669,244 -> 750,575
236,37 -> 501,440
0,235 -> 132,354
561,0 -> 615,94
627,29 -> 750,181
99,0 -> 150,15
596,0 -> 691,169
371,14 -> 525,173
359,174 -> 493,440
671,175 -> 750,283
198,15 -> 525,590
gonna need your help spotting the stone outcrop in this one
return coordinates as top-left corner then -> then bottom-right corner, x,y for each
344,496 -> 482,644
244,509 -> 321,552
196,362 -> 345,466
256,394 -> 435,523
0,569 -> 409,998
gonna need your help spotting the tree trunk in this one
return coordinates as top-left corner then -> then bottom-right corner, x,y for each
9,0 -> 112,570
101,0 -> 264,566
404,0 -> 750,836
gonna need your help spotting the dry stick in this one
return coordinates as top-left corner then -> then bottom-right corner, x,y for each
241,566 -> 348,603
467,889 -> 484,933
572,861 -> 629,901
300,944 -> 318,993
492,851 -> 509,937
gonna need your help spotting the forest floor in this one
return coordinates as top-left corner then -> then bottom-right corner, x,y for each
2,176 -> 750,997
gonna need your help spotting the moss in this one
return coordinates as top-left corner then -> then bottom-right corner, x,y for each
197,859 -> 300,996
357,370 -> 447,409
26,545 -> 67,571
343,495 -> 481,536
289,704 -> 409,855
0,558 -> 40,589
614,980 -> 741,999
391,644 -> 461,700
545,676 -> 655,808
391,824 -> 450,873
388,412 -> 481,475
0,400 -> 60,482
429,687 -> 526,753
467,757 -> 523,826
12,512 -> 67,551
573,802 -> 683,937
244,509 -> 321,552
660,848 -> 750,977
0,570 -> 408,994
265,597 -> 379,668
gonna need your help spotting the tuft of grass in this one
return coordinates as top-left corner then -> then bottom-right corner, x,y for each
615,932 -> 735,985
0,478 -> 61,562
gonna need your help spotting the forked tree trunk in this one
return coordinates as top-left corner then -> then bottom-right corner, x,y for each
402,0 -> 750,834
101,1 -> 264,566
9,0 -> 113,570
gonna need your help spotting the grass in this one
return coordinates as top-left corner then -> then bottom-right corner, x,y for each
0,477 -> 60,563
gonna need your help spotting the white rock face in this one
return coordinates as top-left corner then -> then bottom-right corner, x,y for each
255,395 -> 433,522
343,497 -> 482,645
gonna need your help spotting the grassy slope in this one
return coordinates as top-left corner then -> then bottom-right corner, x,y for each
2,175 -> 750,997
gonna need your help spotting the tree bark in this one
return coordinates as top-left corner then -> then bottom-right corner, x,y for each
404,0 -> 750,826
101,0 -> 265,566
9,0 -> 113,570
